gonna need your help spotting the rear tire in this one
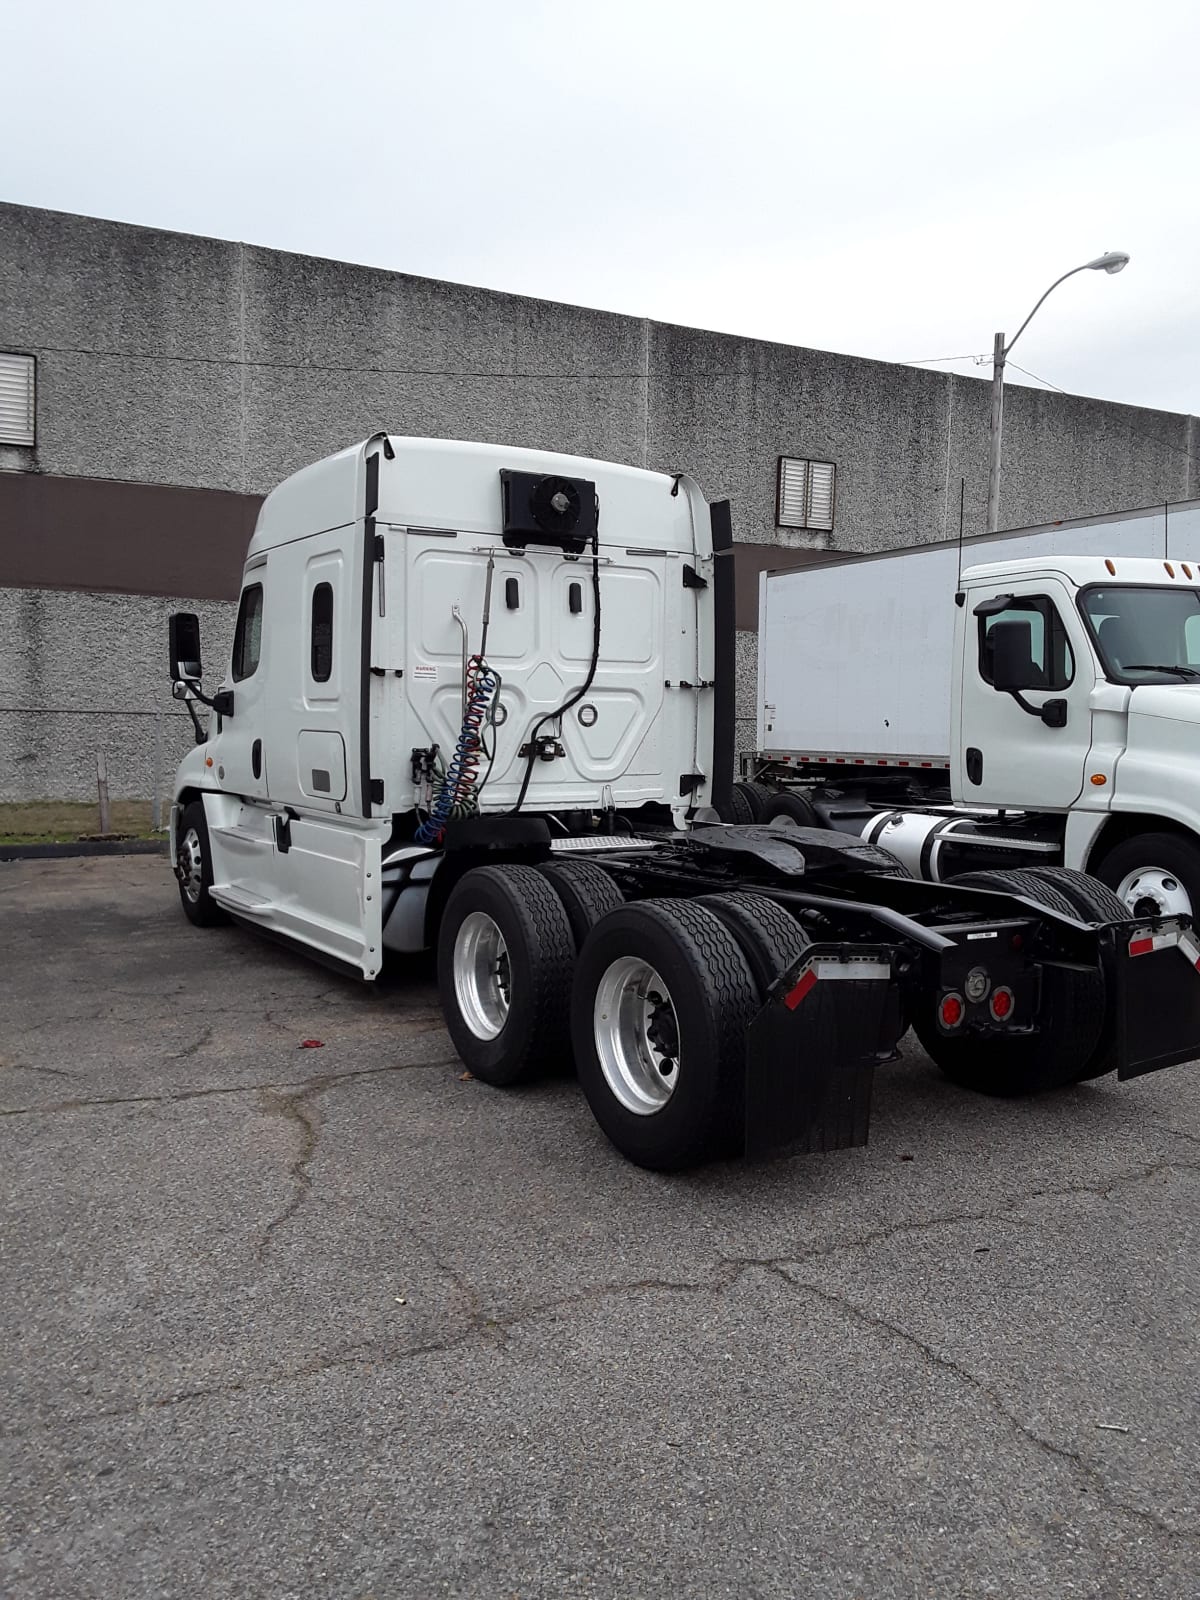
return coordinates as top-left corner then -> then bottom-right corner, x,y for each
176,800 -> 228,928
734,781 -> 773,821
696,891 -> 809,999
761,790 -> 820,829
715,786 -> 755,825
538,859 -> 625,949
437,865 -> 574,1086
914,868 -> 1106,1094
572,899 -> 758,1169
1020,865 -> 1129,923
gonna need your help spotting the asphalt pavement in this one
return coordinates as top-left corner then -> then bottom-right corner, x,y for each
2,856 -> 1199,1599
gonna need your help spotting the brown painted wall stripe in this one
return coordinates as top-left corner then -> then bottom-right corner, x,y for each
0,472 -> 262,601
0,470 -> 820,622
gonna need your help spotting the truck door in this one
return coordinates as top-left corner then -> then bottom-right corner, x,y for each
211,569 -> 270,800
957,583 -> 1096,809
262,544 -> 352,815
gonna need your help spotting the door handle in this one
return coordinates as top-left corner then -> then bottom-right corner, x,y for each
252,739 -> 263,780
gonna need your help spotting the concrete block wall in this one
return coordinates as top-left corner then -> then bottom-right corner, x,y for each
0,589 -> 235,806
2,203 -> 1196,803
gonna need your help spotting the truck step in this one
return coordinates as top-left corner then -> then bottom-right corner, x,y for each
211,885 -> 275,912
550,836 -> 660,853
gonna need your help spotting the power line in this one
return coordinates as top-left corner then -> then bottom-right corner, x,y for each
1006,360 -> 1067,391
901,353 -> 988,366
1002,360 -> 1197,467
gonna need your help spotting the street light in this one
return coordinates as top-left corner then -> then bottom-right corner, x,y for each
985,251 -> 1130,532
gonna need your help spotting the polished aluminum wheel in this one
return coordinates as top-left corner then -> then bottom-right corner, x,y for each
453,911 -> 511,1039
178,826 -> 204,904
1116,866 -> 1193,920
593,957 -> 680,1115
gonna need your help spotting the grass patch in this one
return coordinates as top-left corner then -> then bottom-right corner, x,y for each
0,800 -> 163,845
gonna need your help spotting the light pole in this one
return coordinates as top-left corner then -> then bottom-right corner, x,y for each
985,251 -> 1130,532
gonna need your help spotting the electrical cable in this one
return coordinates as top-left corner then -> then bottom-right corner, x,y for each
509,506 -> 603,815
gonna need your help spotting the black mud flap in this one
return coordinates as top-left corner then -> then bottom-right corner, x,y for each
1109,918 -> 1200,1080
744,943 -> 898,1158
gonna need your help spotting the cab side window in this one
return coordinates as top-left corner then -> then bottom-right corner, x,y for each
232,583 -> 264,681
978,596 -> 1073,690
311,582 -> 333,682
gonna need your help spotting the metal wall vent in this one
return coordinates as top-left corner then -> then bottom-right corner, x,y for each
777,456 -> 835,532
0,353 -> 35,446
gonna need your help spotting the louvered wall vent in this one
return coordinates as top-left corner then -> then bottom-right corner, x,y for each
0,354 -> 35,446
777,455 -> 835,532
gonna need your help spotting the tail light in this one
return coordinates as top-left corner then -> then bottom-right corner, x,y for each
990,986 -> 1015,1022
938,992 -> 965,1030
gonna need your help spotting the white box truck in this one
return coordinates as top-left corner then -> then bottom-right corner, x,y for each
750,498 -> 1200,923
168,441 -> 1200,1170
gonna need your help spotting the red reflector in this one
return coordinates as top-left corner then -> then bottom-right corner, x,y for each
939,994 -> 963,1027
990,987 -> 1013,1020
1129,937 -> 1155,957
785,968 -> 818,1010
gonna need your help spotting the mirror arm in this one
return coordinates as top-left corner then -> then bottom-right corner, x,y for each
183,697 -> 206,745
1006,689 -> 1068,728
172,679 -> 233,715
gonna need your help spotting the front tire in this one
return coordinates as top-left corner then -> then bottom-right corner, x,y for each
572,899 -> 758,1169
437,865 -> 574,1086
1095,833 -> 1200,923
176,800 -> 228,928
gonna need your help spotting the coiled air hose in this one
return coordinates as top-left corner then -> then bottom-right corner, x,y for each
415,655 -> 499,844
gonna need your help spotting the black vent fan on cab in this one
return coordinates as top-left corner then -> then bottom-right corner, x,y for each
500,469 -> 598,552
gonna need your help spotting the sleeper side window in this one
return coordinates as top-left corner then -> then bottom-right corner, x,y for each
311,583 -> 333,682
978,595 -> 1074,691
232,583 -> 264,681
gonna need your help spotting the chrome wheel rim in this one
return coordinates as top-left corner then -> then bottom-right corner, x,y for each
179,827 -> 204,904
453,912 -> 511,1039
1115,866 -> 1192,920
593,957 -> 680,1116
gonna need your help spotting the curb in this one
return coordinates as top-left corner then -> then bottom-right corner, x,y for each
0,839 -> 170,862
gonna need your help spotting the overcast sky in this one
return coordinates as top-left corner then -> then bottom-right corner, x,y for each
4,0 -> 1197,415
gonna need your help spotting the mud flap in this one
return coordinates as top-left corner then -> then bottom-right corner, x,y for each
744,943 -> 897,1158
1111,919 -> 1200,1080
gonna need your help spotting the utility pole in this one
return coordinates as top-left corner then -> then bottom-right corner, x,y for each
985,330 -> 1007,534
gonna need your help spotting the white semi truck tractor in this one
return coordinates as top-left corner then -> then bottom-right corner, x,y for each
750,497 -> 1200,924
168,440 -> 1200,1171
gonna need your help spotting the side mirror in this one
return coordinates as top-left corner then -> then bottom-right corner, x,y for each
990,620 -> 1039,692
169,612 -> 202,682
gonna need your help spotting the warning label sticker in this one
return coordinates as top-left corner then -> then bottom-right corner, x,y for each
412,662 -> 438,682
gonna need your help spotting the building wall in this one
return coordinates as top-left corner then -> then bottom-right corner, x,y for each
2,202 -> 1196,801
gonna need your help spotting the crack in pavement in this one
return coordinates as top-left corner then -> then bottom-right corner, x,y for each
254,1083 -> 321,1261
0,1060 -> 76,1081
13,1157 -> 1200,1446
166,1026 -> 213,1062
783,1271 -> 1196,1544
0,1057 -> 463,1120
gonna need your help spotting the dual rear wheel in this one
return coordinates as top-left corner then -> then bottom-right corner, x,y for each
437,863 -> 810,1169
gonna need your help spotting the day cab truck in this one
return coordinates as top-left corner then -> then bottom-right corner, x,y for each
168,438 -> 1200,1171
749,496 -> 1200,928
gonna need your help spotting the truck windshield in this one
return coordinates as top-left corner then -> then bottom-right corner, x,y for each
1079,585 -> 1200,685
